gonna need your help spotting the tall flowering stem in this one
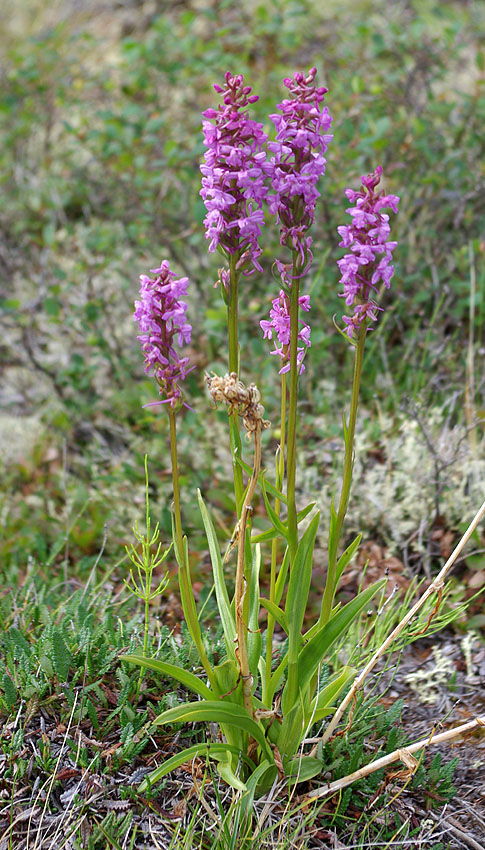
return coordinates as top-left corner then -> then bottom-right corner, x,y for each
228,256 -> 243,512
265,67 -> 332,558
260,273 -> 310,660
319,168 -> 399,627
319,322 -> 366,628
201,73 -> 268,515
206,373 -> 270,718
286,254 -> 305,555
134,261 -> 216,689
264,371 -> 286,704
167,407 -> 216,689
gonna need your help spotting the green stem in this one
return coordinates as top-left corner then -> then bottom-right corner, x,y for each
319,321 -> 367,628
235,423 -> 262,718
168,407 -> 216,689
286,252 -> 302,562
169,407 -> 184,556
264,370 -> 287,705
136,455 -> 153,700
227,254 -> 244,516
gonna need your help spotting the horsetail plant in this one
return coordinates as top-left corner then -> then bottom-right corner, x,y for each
123,68 -> 401,795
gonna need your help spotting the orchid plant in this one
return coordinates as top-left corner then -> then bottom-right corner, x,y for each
123,69 -> 400,795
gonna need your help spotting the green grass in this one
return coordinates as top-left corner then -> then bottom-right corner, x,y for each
0,563 -> 464,849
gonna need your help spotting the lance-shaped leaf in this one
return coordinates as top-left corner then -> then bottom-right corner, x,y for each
283,513 -> 320,713
259,598 -> 289,635
261,477 -> 289,540
309,666 -> 355,723
251,503 -> 315,545
197,490 -> 236,659
240,760 -> 277,822
172,518 -> 202,649
274,545 -> 291,606
212,750 -> 247,791
235,455 -> 288,504
121,655 -> 213,700
152,700 -> 274,762
336,532 -> 362,585
138,743 -> 256,792
284,755 -> 324,783
327,498 -> 338,570
283,580 -> 385,714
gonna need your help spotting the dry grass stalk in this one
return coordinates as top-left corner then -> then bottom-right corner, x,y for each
304,714 -> 485,803
318,499 -> 485,748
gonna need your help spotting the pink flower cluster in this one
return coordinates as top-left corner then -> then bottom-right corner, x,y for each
337,166 -> 400,338
265,67 -> 333,260
260,290 -> 311,374
200,72 -> 268,274
134,260 -> 192,408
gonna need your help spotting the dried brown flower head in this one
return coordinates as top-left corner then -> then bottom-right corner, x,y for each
205,372 -> 271,435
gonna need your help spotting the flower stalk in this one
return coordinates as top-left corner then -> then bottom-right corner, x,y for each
227,254 -> 244,513
235,420 -> 262,717
285,253 -> 304,560
264,371 -> 286,703
319,320 -> 367,627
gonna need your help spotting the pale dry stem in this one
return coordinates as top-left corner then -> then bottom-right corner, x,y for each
303,715 -> 485,803
317,499 -> 485,748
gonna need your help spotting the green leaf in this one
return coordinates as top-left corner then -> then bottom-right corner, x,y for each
234,455 -> 287,504
240,761 -> 277,820
197,491 -> 236,659
261,477 -> 288,540
152,700 -> 273,761
288,581 -> 385,710
173,527 -> 205,658
342,411 -> 348,444
286,513 -> 320,650
310,666 -> 355,722
259,598 -> 289,635
335,533 -> 362,585
213,659 -> 240,701
285,755 -> 324,783
297,502 -> 316,524
251,505 -> 315,545
2,674 -> 17,710
138,743 -> 256,792
274,545 -> 291,606
121,655 -> 213,700
212,750 -> 247,791
268,649 -> 288,705
251,527 -> 279,544
284,515 -> 320,710
51,631 -> 71,680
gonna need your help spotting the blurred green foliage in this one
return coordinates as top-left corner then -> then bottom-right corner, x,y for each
0,0 -> 483,572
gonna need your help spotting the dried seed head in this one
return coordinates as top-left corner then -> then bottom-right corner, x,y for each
205,372 -> 270,436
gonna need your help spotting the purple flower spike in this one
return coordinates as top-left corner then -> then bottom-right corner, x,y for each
266,67 -> 333,259
200,72 -> 268,274
134,260 -> 193,409
337,166 -> 399,338
260,289 -> 311,374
